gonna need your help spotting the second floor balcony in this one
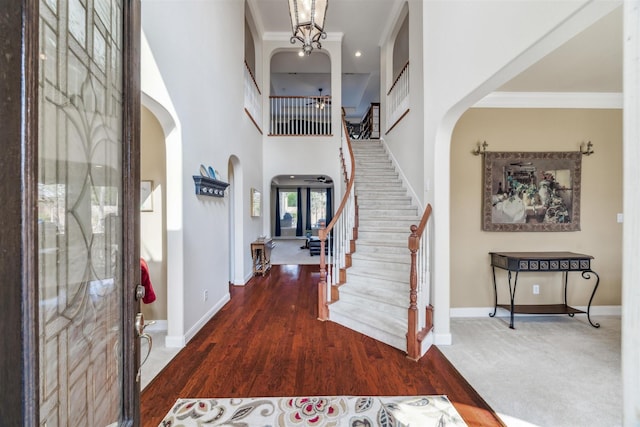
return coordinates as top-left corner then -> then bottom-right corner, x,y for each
269,95 -> 332,136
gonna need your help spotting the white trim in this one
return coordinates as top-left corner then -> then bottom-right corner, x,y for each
239,270 -> 254,285
165,335 -> 185,348
450,305 -> 622,318
622,3 -> 640,425
473,91 -> 623,109
420,329 -> 434,355
184,293 -> 232,344
434,333 -> 452,346
165,293 -> 231,348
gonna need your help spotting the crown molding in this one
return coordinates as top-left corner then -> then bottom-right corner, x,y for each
473,91 -> 623,109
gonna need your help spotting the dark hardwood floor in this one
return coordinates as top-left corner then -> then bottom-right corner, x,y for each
141,264 -> 505,426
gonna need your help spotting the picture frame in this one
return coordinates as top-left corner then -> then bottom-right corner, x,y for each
251,188 -> 261,217
141,180 -> 153,212
482,151 -> 582,232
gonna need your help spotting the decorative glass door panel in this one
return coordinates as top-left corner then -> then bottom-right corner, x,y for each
38,0 -> 126,424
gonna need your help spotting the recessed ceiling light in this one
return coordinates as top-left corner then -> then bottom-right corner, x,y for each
298,51 -> 305,57
355,51 -> 362,57
290,175 -> 295,179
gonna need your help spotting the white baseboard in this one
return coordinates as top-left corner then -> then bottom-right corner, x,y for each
165,335 -> 186,348
163,293 -> 232,349
450,305 -> 622,318
421,330 -> 435,355
244,270 -> 254,284
184,293 -> 231,344
434,333 -> 452,346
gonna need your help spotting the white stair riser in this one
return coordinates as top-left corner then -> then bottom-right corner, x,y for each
355,242 -> 407,252
357,230 -> 408,241
329,138 -> 427,356
347,269 -> 409,285
356,182 -> 404,188
351,252 -> 409,264
347,257 -> 410,272
338,290 -> 408,313
330,307 -> 406,351
342,267 -> 409,288
358,197 -> 409,204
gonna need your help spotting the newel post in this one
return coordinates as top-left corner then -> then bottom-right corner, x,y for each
407,224 -> 419,360
318,228 -> 329,320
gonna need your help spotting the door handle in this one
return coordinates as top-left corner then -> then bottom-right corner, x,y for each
135,313 -> 154,382
135,312 -> 155,336
135,284 -> 146,301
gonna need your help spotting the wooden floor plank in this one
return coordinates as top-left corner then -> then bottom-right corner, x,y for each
141,265 -> 505,426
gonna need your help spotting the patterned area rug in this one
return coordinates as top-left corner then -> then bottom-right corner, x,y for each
159,395 -> 467,426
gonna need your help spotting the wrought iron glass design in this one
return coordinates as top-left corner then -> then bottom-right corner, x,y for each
38,0 -> 124,424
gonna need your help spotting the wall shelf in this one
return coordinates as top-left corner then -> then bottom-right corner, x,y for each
192,175 -> 229,197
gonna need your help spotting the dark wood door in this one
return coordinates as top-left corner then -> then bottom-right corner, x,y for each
0,0 -> 141,424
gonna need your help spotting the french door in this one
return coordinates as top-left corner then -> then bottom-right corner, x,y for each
0,0 -> 141,425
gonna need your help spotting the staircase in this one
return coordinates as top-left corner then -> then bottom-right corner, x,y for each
329,139 -> 421,351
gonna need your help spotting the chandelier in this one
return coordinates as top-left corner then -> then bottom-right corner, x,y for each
288,0 -> 328,55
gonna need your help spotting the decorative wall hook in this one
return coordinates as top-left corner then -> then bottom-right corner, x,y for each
473,141 -> 488,156
580,141 -> 594,156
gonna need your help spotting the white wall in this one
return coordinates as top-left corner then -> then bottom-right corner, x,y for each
261,36 -> 344,235
380,0 -> 424,205
417,0 -> 621,344
142,0 -> 264,340
622,1 -> 640,424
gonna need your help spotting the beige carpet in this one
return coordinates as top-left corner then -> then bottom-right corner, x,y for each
270,238 -> 320,265
438,315 -> 621,427
160,395 -> 467,426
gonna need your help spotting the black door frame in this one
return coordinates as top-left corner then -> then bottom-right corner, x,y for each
0,0 -> 141,424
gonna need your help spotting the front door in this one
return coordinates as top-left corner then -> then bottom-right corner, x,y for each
0,0 -> 141,425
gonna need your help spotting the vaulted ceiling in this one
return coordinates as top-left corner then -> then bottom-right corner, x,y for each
250,0 -> 622,121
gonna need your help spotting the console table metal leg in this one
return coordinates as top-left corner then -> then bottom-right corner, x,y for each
564,272 -> 575,318
489,266 -> 498,318
582,270 -> 601,328
508,270 -> 518,329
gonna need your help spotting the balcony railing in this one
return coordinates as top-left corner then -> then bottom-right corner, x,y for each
387,61 -> 410,132
269,95 -> 332,136
244,60 -> 262,133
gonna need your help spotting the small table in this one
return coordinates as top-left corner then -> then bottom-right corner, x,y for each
489,251 -> 600,329
251,239 -> 275,276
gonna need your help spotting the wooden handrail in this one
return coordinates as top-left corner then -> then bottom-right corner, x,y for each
244,60 -> 261,95
407,203 -> 432,361
387,60 -> 410,96
318,113 -> 356,320
269,95 -> 332,101
410,203 -> 432,244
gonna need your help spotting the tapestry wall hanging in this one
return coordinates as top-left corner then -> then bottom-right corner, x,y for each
482,151 -> 582,232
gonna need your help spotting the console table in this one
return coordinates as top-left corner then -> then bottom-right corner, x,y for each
489,251 -> 600,329
251,239 -> 275,276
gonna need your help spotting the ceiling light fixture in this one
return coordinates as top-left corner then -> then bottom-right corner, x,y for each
355,51 -> 362,57
288,0 -> 328,56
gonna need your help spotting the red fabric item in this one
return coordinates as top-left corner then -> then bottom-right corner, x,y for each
140,258 -> 156,304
